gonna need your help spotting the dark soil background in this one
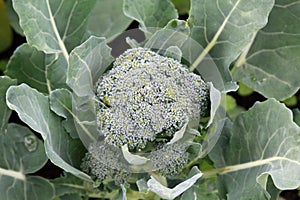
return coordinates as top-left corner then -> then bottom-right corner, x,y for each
1,16 -> 300,200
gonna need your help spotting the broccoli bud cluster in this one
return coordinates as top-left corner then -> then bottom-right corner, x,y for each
82,47 -> 209,183
96,48 -> 208,149
81,142 -> 130,184
150,142 -> 189,176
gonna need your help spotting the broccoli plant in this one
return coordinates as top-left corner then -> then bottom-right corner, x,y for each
0,0 -> 300,200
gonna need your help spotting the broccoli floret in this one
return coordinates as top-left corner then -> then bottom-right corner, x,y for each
81,142 -> 130,184
95,48 -> 208,149
150,142 -> 189,176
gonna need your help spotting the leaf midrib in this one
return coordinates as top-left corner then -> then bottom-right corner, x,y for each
0,167 -> 25,180
203,156 -> 300,178
45,0 -> 69,61
190,0 -> 242,71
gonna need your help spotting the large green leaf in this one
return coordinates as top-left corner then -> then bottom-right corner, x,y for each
145,19 -> 190,51
123,0 -> 178,34
293,109 -> 300,126
49,89 -> 78,139
5,44 -> 48,93
87,0 -> 132,40
209,99 -> 300,199
232,0 -> 300,100
0,76 -> 16,132
0,176 -> 54,200
181,167 -> 219,200
0,124 -> 47,173
188,0 -> 274,84
181,184 -> 219,200
12,0 -> 96,59
51,173 -> 125,199
67,36 -> 114,97
5,0 -> 24,36
71,95 -> 98,148
6,84 -> 91,181
5,44 -> 68,94
170,0 -> 190,15
0,123 -> 52,200
6,0 -> 23,36
67,36 -> 113,146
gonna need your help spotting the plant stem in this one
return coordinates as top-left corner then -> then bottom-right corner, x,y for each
202,156 -> 300,178
46,0 -> 69,61
189,0 -> 242,71
230,32 -> 257,75
0,167 -> 25,180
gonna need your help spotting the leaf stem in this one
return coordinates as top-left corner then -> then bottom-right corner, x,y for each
202,156 -> 300,178
46,0 -> 69,61
189,0 -> 242,71
231,32 -> 257,75
0,167 -> 26,180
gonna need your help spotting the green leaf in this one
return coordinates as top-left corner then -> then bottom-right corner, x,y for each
225,95 -> 245,120
164,46 -> 182,61
123,0 -> 178,34
51,173 -> 121,199
0,60 -> 7,72
188,0 -> 274,83
67,36 -> 113,147
232,1 -> 300,100
207,82 -> 222,127
209,99 -> 300,199
293,109 -> 300,126
6,0 -> 23,36
121,144 -> 149,165
50,89 -> 78,138
147,169 -> 203,199
282,95 -> 297,107
12,0 -> 96,60
0,76 -> 16,132
5,44 -> 48,93
116,185 -> 127,200
71,95 -> 98,148
237,82 -> 254,96
0,0 -> 13,53
5,44 -> 68,94
168,122 -> 188,144
0,123 -> 53,200
87,0 -> 132,40
51,174 -> 91,197
55,193 -> 82,200
145,19 -> 190,51
0,176 -> 55,200
181,183 -> 219,200
6,84 -> 91,181
170,0 -> 190,15
67,36 -> 114,97
0,123 -> 47,174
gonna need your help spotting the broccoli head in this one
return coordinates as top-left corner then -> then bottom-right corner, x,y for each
95,48 -> 209,149
82,47 -> 210,183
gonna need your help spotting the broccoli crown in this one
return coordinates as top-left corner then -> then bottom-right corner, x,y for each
95,48 -> 208,149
